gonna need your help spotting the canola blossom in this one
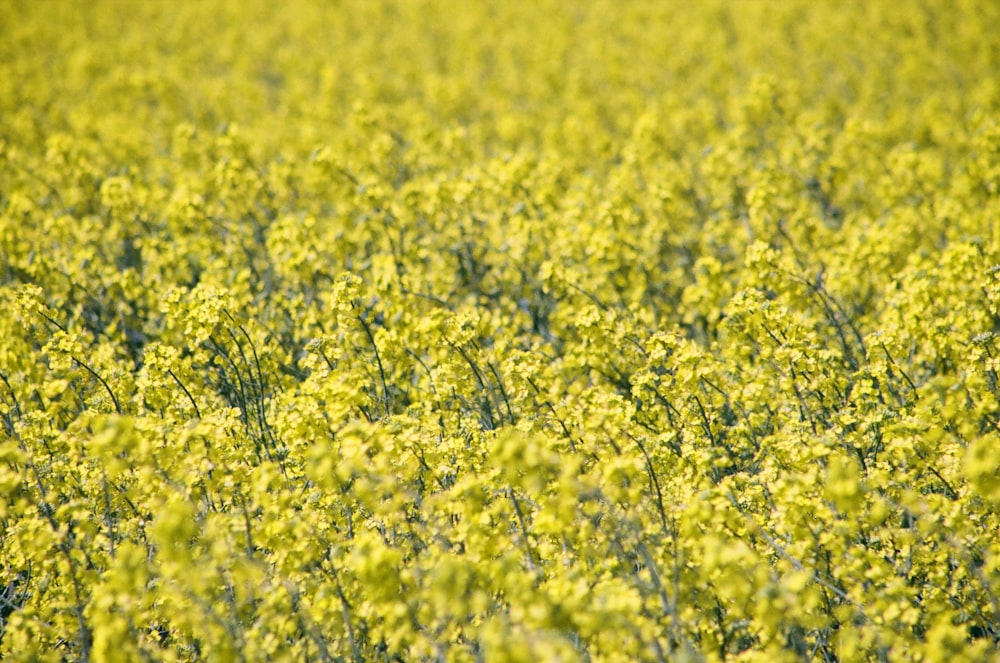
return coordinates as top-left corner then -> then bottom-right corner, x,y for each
2,0 -> 1000,660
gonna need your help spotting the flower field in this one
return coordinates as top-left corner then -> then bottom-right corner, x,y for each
2,0 -> 1000,660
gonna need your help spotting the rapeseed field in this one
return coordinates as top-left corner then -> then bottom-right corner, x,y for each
2,0 -> 999,660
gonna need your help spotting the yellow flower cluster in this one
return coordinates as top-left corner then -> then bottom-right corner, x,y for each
2,0 -> 1000,660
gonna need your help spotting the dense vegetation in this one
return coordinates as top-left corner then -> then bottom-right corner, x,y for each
2,0 -> 999,660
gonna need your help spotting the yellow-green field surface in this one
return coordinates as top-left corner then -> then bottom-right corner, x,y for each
3,1 -> 1000,660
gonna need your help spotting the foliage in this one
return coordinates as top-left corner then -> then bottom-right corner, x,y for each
2,0 -> 1000,660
